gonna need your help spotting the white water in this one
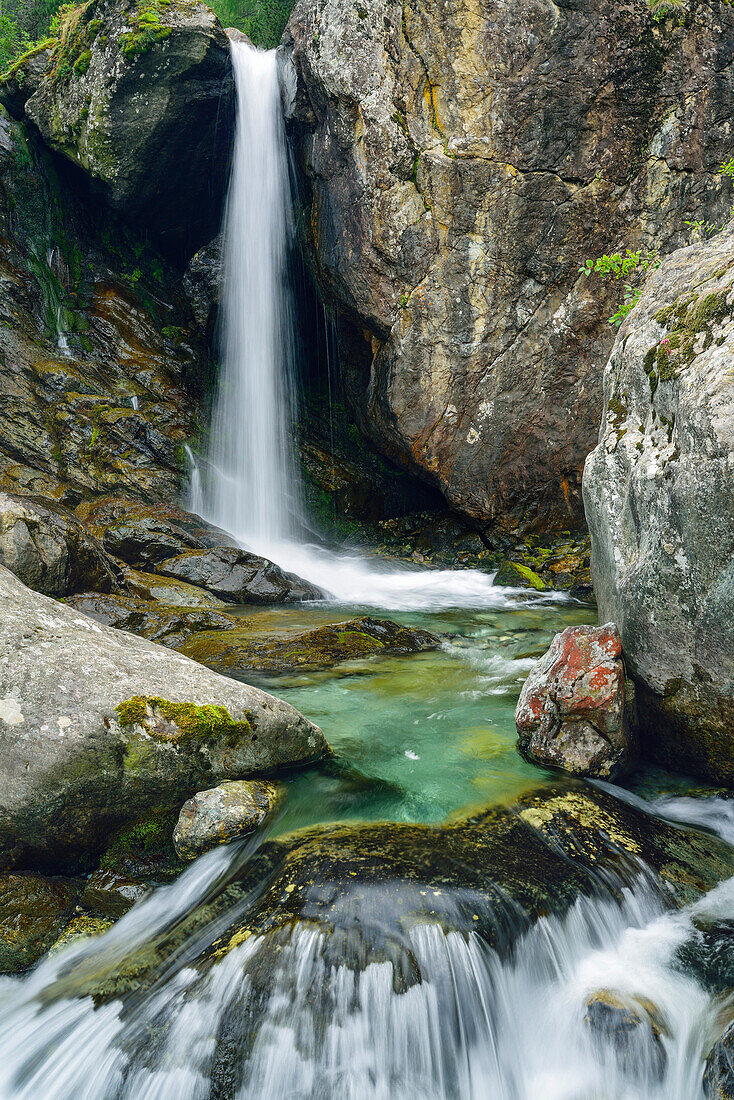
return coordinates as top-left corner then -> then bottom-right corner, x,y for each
0,793 -> 731,1098
191,42 -> 538,613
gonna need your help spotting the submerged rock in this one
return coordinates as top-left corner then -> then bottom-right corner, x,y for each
0,872 -> 79,973
0,492 -> 123,597
0,565 -> 327,869
173,779 -> 284,861
66,592 -> 240,648
583,229 -> 734,783
516,624 -> 634,780
154,548 -> 323,604
584,989 -> 667,1079
14,0 -> 235,257
179,616 -> 440,673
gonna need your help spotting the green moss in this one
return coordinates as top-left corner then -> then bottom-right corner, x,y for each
73,47 -> 90,74
119,0 -> 172,58
0,39 -> 56,83
115,696 -> 256,747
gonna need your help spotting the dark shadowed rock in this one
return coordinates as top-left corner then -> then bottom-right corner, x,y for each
515,624 -> 634,780
155,547 -> 323,603
173,779 -> 284,861
284,0 -> 734,537
76,496 -> 238,569
81,869 -> 151,919
583,229 -> 734,783
0,492 -> 123,596
19,0 -> 235,257
705,1020 -> 734,1099
0,565 -> 327,870
178,616 -> 440,673
0,873 -> 79,973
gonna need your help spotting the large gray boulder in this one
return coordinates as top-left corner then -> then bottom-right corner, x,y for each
0,565 -> 327,869
0,492 -> 123,597
284,0 -> 734,538
15,0 -> 234,257
583,229 -> 734,783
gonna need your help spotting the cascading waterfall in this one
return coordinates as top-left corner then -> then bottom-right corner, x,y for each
201,41 -> 302,551
0,792 -> 732,1099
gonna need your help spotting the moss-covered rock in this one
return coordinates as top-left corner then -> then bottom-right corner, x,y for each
493,559 -> 547,590
178,616 -> 440,673
0,564 -> 327,870
123,567 -> 230,608
0,873 -> 80,973
12,0 -> 235,258
66,591 -> 240,647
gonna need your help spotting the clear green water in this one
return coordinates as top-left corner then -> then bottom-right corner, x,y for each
231,598 -> 596,836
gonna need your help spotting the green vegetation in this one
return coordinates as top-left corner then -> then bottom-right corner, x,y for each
648,0 -> 687,22
209,0 -> 294,48
119,0 -> 172,58
115,696 -> 256,746
579,250 -> 660,326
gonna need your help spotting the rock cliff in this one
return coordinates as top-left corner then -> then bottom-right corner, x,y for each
284,0 -> 734,537
583,228 -> 734,782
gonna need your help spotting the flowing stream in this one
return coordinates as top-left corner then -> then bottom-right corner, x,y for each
3,41 -> 732,1099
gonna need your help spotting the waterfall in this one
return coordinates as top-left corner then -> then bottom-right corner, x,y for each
191,43 -> 557,611
200,41 -> 302,552
0,793 -> 732,1098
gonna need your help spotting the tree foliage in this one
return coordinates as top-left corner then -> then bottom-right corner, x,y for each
209,0 -> 294,49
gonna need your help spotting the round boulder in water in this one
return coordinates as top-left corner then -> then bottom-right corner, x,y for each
515,623 -> 636,780
173,779 -> 284,861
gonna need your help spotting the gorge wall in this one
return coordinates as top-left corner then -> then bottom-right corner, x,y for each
284,0 -> 734,539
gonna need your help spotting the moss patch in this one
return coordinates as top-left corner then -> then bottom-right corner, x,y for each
119,0 -> 172,58
115,696 -> 256,747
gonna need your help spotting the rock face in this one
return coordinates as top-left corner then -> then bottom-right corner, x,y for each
583,230 -> 734,782
284,0 -> 734,536
179,616 -> 439,674
173,779 -> 283,860
8,0 -> 235,258
66,592 -> 239,648
0,565 -> 327,869
0,492 -> 123,596
0,109 -> 207,508
515,624 -> 634,780
705,1021 -> 734,1100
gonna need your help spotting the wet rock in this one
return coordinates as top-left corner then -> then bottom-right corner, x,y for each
66,592 -> 240,648
675,918 -> 734,994
76,496 -> 238,570
285,0 -> 734,537
0,564 -> 328,870
515,624 -> 634,780
183,234 -> 223,336
69,782 -> 734,1006
583,229 -> 734,783
0,44 -> 54,118
584,989 -> 667,1078
179,616 -> 440,673
0,492 -> 123,596
0,873 -> 79,973
20,0 -> 235,257
49,915 -> 114,955
81,869 -> 151,919
705,1021 -> 734,1099
123,567 -> 230,608
493,560 -> 546,591
154,547 -> 323,604
173,779 -> 284,861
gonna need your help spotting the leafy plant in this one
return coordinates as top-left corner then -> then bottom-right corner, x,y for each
579,250 -> 660,326
648,0 -> 687,22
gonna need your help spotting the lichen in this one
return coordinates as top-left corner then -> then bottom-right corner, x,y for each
115,696 -> 256,747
